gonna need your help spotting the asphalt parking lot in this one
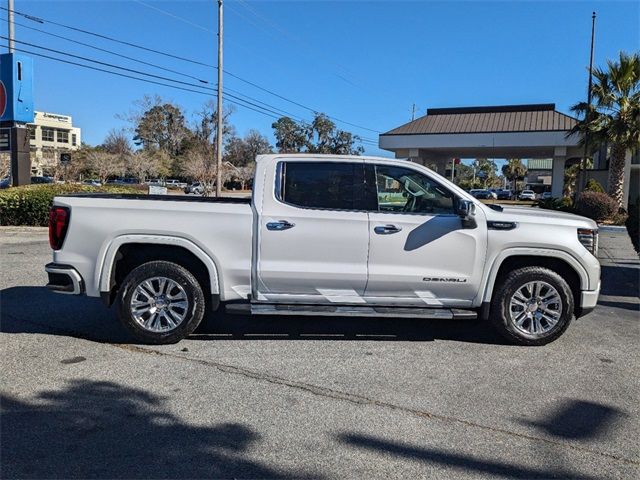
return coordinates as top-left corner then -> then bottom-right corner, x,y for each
1,227 -> 638,479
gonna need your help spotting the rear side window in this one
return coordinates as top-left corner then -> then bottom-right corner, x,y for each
281,162 -> 357,210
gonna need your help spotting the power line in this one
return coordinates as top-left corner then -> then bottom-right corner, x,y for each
0,4 -> 381,135
0,5 -> 214,68
133,0 -> 215,33
0,35 -> 216,91
0,16 -> 211,84
0,34 -> 310,122
0,43 -> 283,120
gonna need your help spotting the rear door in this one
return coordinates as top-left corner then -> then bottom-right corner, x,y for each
365,163 -> 487,306
255,160 -> 370,304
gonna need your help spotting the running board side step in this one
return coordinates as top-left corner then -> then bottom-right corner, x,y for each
225,303 -> 477,320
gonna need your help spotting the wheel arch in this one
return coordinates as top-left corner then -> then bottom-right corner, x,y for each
480,249 -> 587,317
98,235 -> 220,306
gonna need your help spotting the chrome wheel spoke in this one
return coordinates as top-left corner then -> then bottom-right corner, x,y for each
130,276 -> 189,333
509,280 -> 562,337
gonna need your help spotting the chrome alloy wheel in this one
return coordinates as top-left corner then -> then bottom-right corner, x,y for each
130,277 -> 189,333
509,281 -> 562,336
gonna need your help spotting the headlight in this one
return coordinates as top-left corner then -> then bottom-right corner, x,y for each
578,228 -> 598,255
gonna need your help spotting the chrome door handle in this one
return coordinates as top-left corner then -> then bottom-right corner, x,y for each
266,220 -> 295,231
374,224 -> 402,235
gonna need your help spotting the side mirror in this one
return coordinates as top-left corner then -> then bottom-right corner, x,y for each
457,199 -> 477,229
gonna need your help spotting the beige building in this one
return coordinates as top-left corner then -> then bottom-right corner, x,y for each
28,111 -> 82,175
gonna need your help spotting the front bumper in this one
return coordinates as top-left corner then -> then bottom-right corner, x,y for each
578,280 -> 601,317
45,263 -> 84,295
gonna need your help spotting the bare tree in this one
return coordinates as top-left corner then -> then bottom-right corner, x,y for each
0,153 -> 10,179
128,151 -> 160,184
89,151 -> 125,185
182,150 -> 217,196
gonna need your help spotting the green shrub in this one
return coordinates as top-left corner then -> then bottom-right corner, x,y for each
584,179 -> 606,193
537,196 -> 575,213
0,184 -> 141,226
575,191 -> 618,223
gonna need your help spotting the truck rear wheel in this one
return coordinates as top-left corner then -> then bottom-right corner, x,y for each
490,266 -> 574,346
117,261 -> 206,344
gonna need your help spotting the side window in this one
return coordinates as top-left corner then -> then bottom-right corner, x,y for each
281,162 -> 357,210
374,165 -> 455,215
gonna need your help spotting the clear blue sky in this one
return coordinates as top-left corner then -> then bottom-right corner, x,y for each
5,0 -> 639,158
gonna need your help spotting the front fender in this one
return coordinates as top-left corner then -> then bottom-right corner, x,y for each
479,247 -> 590,304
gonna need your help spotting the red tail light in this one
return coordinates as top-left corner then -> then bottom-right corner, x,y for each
49,207 -> 70,250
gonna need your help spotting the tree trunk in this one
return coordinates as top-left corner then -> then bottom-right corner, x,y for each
607,143 -> 627,208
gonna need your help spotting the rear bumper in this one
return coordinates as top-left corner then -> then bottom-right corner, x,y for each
45,263 -> 84,295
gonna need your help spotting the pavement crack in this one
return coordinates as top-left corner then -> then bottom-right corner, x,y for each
4,312 -> 638,467
114,344 -> 639,467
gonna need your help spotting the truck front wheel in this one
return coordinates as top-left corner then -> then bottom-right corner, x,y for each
490,266 -> 574,346
117,261 -> 206,344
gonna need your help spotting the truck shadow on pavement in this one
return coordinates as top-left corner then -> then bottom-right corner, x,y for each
0,286 -> 507,345
0,379 -> 318,479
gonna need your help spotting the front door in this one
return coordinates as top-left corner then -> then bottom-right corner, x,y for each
256,160 -> 370,303
365,164 -> 487,306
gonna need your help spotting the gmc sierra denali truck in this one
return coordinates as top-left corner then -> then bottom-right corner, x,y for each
45,154 -> 601,345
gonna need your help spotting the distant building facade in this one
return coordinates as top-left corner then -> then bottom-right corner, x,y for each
524,158 -> 552,191
28,111 -> 82,175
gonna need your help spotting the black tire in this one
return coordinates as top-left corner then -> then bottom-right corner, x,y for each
117,261 -> 206,344
490,266 -> 574,346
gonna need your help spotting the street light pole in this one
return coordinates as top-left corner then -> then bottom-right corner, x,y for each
7,0 -> 14,52
215,0 -> 223,197
580,11 -> 596,192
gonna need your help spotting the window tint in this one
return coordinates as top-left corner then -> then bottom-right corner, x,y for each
282,162 -> 356,210
375,165 -> 455,215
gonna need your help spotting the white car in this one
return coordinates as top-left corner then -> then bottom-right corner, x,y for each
45,154 -> 600,346
519,190 -> 537,201
165,179 -> 187,189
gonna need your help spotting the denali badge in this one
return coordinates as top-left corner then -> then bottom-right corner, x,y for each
423,277 -> 468,283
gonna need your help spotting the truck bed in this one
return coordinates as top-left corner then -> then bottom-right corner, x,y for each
52,193 -> 253,301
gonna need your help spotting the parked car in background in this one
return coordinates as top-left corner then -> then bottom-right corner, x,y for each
470,189 -> 495,200
540,192 -> 553,200
146,179 -> 164,186
107,178 -> 139,185
184,182 -> 204,195
497,190 -> 513,200
0,177 -> 10,189
165,179 -> 188,189
519,190 -> 537,201
83,179 -> 102,187
31,176 -> 54,184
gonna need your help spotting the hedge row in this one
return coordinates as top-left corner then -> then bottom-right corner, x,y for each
0,184 -> 141,226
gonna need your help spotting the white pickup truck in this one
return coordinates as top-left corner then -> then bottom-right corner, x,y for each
46,154 -> 601,345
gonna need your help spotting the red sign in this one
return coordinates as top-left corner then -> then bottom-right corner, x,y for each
0,81 -> 6,118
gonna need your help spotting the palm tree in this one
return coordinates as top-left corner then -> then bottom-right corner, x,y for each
569,51 -> 640,208
501,159 -> 527,191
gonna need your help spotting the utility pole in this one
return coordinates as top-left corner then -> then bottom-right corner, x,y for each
579,11 -> 596,192
411,103 -> 416,121
7,0 -> 14,52
215,0 -> 223,197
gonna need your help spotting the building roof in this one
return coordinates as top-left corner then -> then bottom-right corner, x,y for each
382,104 -> 578,136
